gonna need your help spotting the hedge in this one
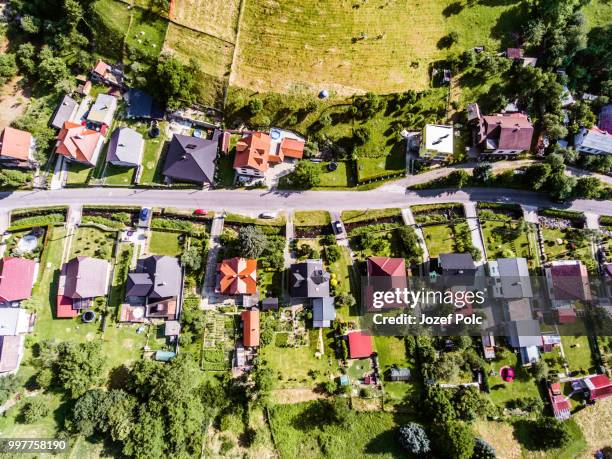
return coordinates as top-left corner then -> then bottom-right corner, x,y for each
539,208 -> 584,221
81,215 -> 125,230
8,213 -> 65,231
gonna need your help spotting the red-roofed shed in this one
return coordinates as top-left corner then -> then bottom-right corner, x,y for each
347,331 -> 373,359
584,374 -> 612,401
555,308 -> 577,324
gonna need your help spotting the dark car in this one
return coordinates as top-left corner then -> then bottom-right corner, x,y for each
332,220 -> 345,235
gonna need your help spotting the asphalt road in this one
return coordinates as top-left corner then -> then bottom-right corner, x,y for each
1,187 -> 611,215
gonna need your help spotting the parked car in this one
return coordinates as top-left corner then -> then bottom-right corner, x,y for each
332,220 -> 345,235
259,212 -> 277,219
194,209 -> 208,216
139,208 -> 150,220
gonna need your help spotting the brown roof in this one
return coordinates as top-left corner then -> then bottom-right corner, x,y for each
480,113 -> 533,151
506,48 -> 523,59
279,138 -> 305,159
233,132 -> 271,173
61,256 -> 110,299
0,127 -> 32,161
548,262 -> 591,301
241,309 -> 260,347
55,122 -> 103,165
219,257 -> 257,295
93,60 -> 110,77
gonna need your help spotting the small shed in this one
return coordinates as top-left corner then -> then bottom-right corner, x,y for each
261,297 -> 279,311
390,368 -> 411,381
154,350 -> 176,362
339,374 -> 349,386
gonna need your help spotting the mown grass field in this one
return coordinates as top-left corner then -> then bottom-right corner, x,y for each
170,0 -> 241,43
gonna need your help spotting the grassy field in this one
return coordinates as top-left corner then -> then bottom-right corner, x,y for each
317,161 -> 355,187
294,210 -> 331,226
486,350 -> 540,409
70,226 -> 117,260
148,230 -> 183,256
540,227 -> 595,271
170,0 -> 241,42
481,220 -> 538,267
374,335 -> 420,405
103,164 -> 135,185
341,208 -> 401,223
232,0 -> 521,95
421,223 -> 456,258
66,162 -> 92,185
138,122 -> 168,184
125,4 -> 167,60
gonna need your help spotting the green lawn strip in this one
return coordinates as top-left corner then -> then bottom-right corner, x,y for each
224,213 -> 286,226
70,226 -> 117,260
258,270 -> 283,299
481,220 -> 538,267
294,210 -> 331,227
215,151 -> 236,187
559,335 -> 595,373
374,335 -> 420,405
356,147 -> 405,182
421,223 -> 456,258
66,162 -> 92,186
486,351 -> 540,408
148,230 -> 183,256
327,245 -> 359,320
104,164 -> 135,185
341,208 -> 401,223
317,161 -> 354,187
138,121 -> 169,184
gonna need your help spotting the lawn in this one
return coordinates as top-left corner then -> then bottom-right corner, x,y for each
327,246 -> 358,320
170,0 -> 241,43
138,121 -> 168,184
232,0 -> 522,95
148,230 -> 183,256
70,226 -> 117,260
215,151 -> 236,187
258,270 -> 283,299
66,162 -> 92,186
103,163 -> 135,185
559,335 -> 594,374
294,210 -> 331,227
374,335 -> 420,406
356,147 -> 405,181
125,3 -> 167,61
268,401 -> 413,459
481,220 -> 538,268
421,223 -> 456,258
317,161 -> 354,188
540,227 -> 595,271
486,350 -> 540,409
341,208 -> 401,223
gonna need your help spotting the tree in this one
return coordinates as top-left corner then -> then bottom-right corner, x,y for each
446,170 -> 470,188
330,397 -> 354,426
325,244 -> 341,262
473,162 -> 493,184
63,0 -> 83,30
453,386 -> 492,422
545,152 -> 566,172
21,397 -> 49,424
16,43 -> 36,77
398,422 -> 431,456
532,360 -> 549,380
0,53 -> 17,85
180,246 -> 202,272
238,225 -> 267,258
37,47 -> 71,91
0,375 -> 19,405
397,226 -> 423,262
547,172 -> 576,201
528,416 -> 571,449
433,421 -> 475,459
473,437 -> 497,459
155,56 -> 198,110
542,113 -> 568,141
248,98 -> 263,115
292,160 -> 321,189
573,176 -> 602,198
524,163 -> 551,191
250,366 -> 275,407
422,386 -> 455,424
36,368 -> 54,390
56,341 -> 106,399
20,15 -> 41,35
335,293 -> 356,310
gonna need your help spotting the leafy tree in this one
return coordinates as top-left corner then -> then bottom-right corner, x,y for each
0,375 -> 19,405
447,170 -> 470,188
542,113 -> 568,141
0,53 -> 17,85
528,416 -> 571,449
155,56 -> 198,110
237,225 -> 267,258
292,160 -> 321,189
35,368 -> 54,390
573,176 -> 602,199
422,385 -> 455,424
397,226 -> 423,262
122,408 -> 166,459
16,43 -> 37,77
335,293 -> 356,311
21,397 -> 49,424
453,386 -> 492,422
473,163 -> 493,184
532,360 -> 549,380
398,422 -> 431,456
250,366 -> 275,407
545,152 -> 566,172
71,389 -> 111,436
523,163 -> 551,191
180,246 -> 202,272
567,100 -> 596,135
56,341 -> 105,399
0,169 -> 30,188
325,245 -> 341,262
37,47 -> 71,92
547,172 -> 576,202
354,126 -> 371,145
473,437 -> 497,459
433,421 -> 475,459
354,92 -> 384,118
248,98 -> 263,115
331,397 -> 354,426
63,0 -> 83,30
20,15 -> 41,35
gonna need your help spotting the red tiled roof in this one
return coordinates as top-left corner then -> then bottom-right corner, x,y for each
93,60 -> 110,77
347,331 -> 373,359
55,122 -> 102,165
56,295 -> 77,318
218,257 -> 257,295
481,113 -> 534,151
233,132 -> 271,173
585,374 -> 612,400
367,256 -> 405,277
0,257 -> 36,302
549,262 -> 591,301
279,138 -> 305,159
241,309 -> 260,347
0,127 -> 32,161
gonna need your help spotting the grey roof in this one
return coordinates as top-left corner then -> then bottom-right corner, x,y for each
290,260 -> 330,298
496,258 -> 533,298
51,95 -> 78,129
0,309 -> 22,336
261,297 -> 279,311
506,319 -> 542,349
87,94 -> 118,125
439,253 -> 476,271
390,368 -> 411,378
576,128 -> 612,154
107,127 -> 144,166
162,134 -> 217,184
140,256 -> 182,300
63,257 -> 110,299
125,272 -> 153,297
313,297 -> 336,324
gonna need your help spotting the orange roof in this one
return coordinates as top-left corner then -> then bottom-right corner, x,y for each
233,132 -> 271,173
280,137 -> 305,159
218,257 -> 257,295
93,60 -> 110,76
241,309 -> 260,347
55,122 -> 102,165
0,127 -> 32,161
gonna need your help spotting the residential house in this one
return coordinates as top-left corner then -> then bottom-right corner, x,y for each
107,127 -> 144,168
0,127 -> 36,168
123,256 -> 182,321
439,253 -> 477,276
505,48 -> 537,67
347,331 -> 373,359
489,257 -> 532,299
290,260 -> 330,299
55,121 -> 104,167
50,95 -> 79,130
504,297 -> 542,365
233,130 -> 305,180
56,257 -> 110,318
91,60 -> 122,86
125,89 -> 164,119
0,257 -> 37,306
420,124 -> 454,162
312,297 -> 336,328
481,333 -> 496,359
162,134 -> 217,186
0,308 -> 35,375
574,127 -> 612,156
241,309 -> 260,347
469,104 -> 534,156
87,93 -> 118,129
544,260 -> 591,309
217,257 -> 257,296
365,256 -> 407,308
582,374 -> 612,401
599,104 -> 612,134
548,382 -> 571,420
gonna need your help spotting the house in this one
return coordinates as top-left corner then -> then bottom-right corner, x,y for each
506,47 -> 523,60
439,253 -> 476,276
56,257 -> 110,318
489,257 -> 532,299
347,331 -> 373,359
420,124 -> 454,162
91,59 -> 122,86
218,257 -> 257,295
87,93 -> 118,128
583,374 -> 612,401
0,257 -> 37,305
574,127 -> 612,156
0,308 -> 35,375
51,95 -> 79,130
0,127 -> 36,168
162,134 -> 217,186
124,256 -> 182,321
599,104 -> 612,134
504,297 -> 542,365
125,89 -> 164,119
312,297 -> 336,328
233,130 -> 305,179
366,256 -> 407,306
471,105 -> 534,156
555,307 -> 577,324
290,260 -> 330,298
241,309 -> 260,347
544,260 -> 591,308
548,384 -> 571,420
76,80 -> 92,96
390,368 -> 411,381
107,127 -> 144,168
55,121 -> 104,166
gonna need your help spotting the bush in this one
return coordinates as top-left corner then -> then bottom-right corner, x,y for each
398,423 -> 431,456
325,245 -> 341,263
527,417 -> 571,450
21,397 -> 50,424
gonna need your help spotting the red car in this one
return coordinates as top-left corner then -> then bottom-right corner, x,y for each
194,209 -> 208,216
